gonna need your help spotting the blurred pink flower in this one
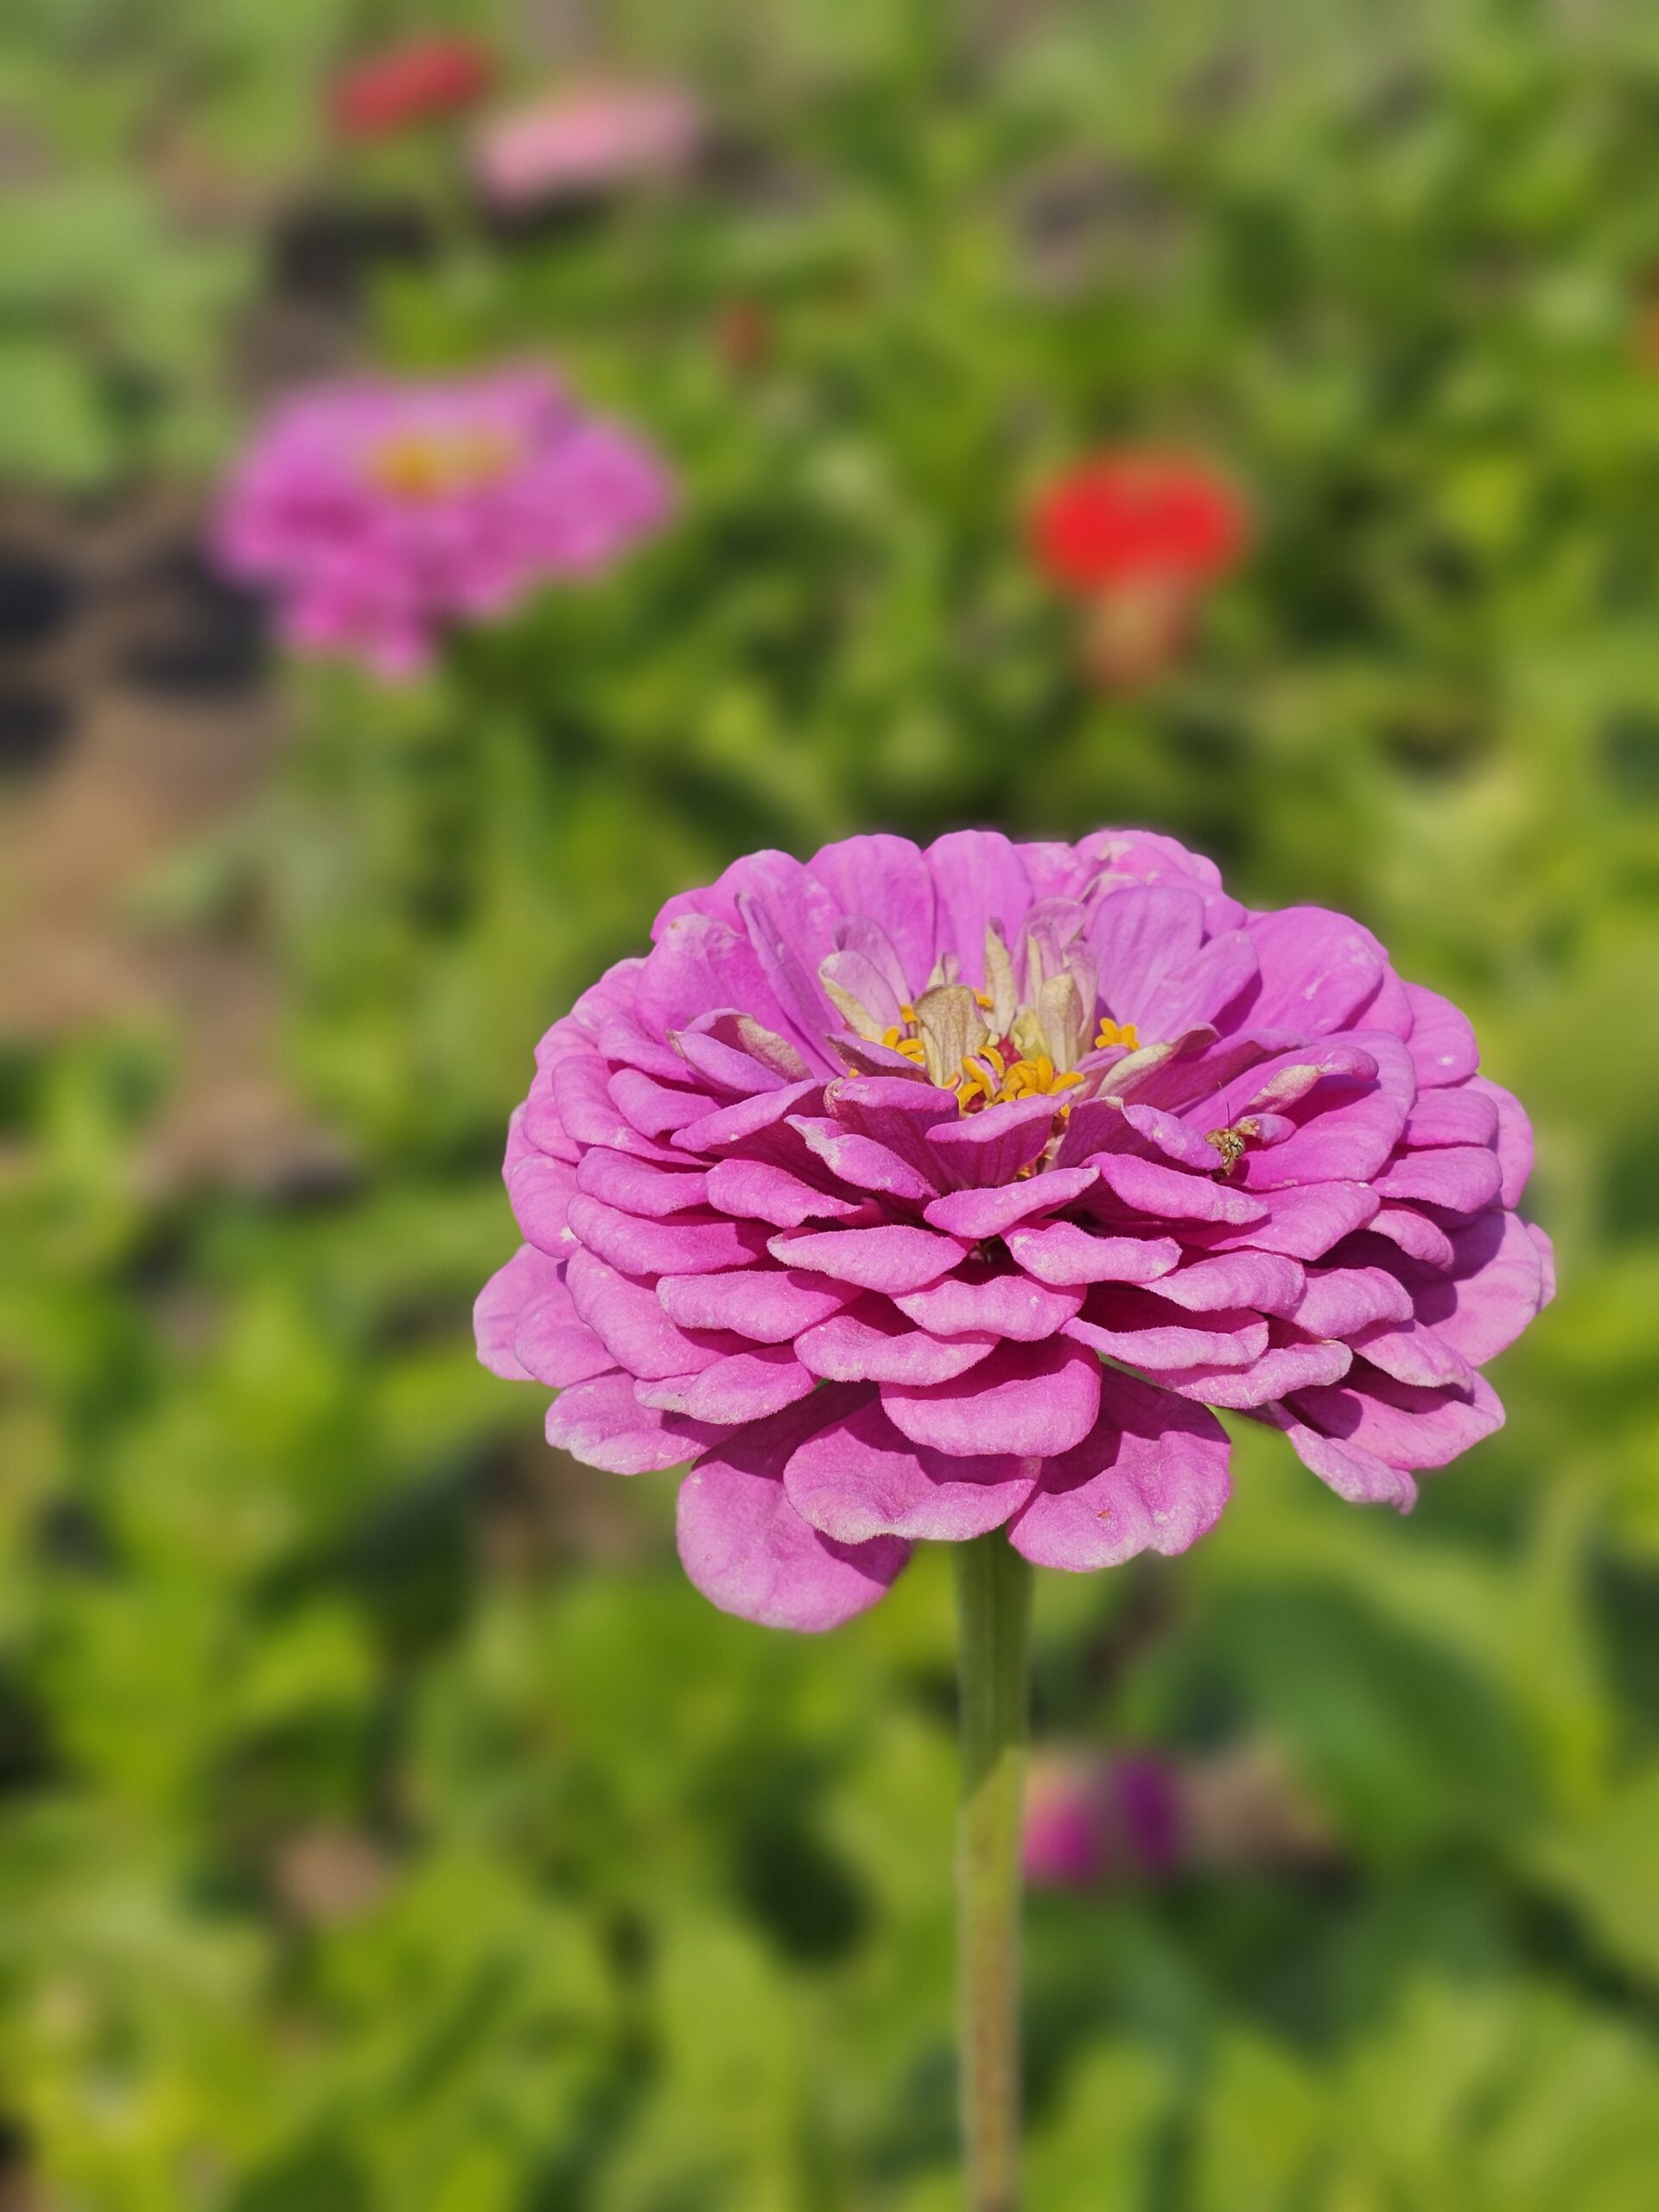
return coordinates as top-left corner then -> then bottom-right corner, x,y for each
475,830 -> 1554,1630
212,367 -> 671,678
473,82 -> 702,211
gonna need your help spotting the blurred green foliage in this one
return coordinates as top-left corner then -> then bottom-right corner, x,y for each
4,1 -> 1659,2207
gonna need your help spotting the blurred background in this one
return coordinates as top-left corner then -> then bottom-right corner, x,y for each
2,3 -> 1656,2206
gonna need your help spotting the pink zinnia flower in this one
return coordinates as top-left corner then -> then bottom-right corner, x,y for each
212,367 -> 672,679
475,830 -> 1554,1631
331,35 -> 493,141
472,82 -> 702,212
1029,452 -> 1250,687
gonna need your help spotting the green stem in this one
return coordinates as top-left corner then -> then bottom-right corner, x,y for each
954,1533 -> 1033,2212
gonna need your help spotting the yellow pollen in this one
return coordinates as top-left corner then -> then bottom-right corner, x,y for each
879,992 -> 1093,1116
974,989 -> 996,1010
956,1053 -> 1085,1111
1095,1016 -> 1141,1052
368,425 -> 517,501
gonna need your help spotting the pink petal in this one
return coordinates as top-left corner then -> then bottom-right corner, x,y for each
637,1345 -> 817,1424
1003,1219 -> 1181,1287
545,1371 -> 717,1474
1287,1368 -> 1504,1471
1199,1179 -> 1379,1261
797,1296 -> 998,1384
1402,1088 -> 1499,1149
657,1266 -> 854,1342
565,1247 -> 722,1380
1366,1205 -> 1456,1268
820,946 -> 904,1031
508,1154 -> 580,1255
808,832 -> 937,996
1244,907 -> 1386,1034
789,1115 -> 941,1203
1238,1043 -> 1414,1192
1258,1404 -> 1418,1510
566,1193 -> 769,1276
894,1262 -> 1084,1340
825,1076 -> 961,1179
515,1286 -> 615,1388
671,1078 -> 822,1155
1139,928 -> 1258,1039
1088,884 -> 1206,1025
672,1024 -> 792,1096
736,884 -> 842,1058
1226,1042 -> 1381,1119
1009,1370 -> 1230,1571
608,1066 -> 710,1141
929,1096 -> 1068,1189
676,1393 -> 909,1630
1373,1145 -> 1503,1215
521,1071 -> 579,1161
784,1395 -> 1038,1543
575,1147 -> 711,1217
768,1222 -> 967,1294
704,1156 -> 868,1230
1348,1318 -> 1476,1391
1292,1264 -> 1414,1338
1154,1250 -> 1306,1315
924,1166 -> 1098,1239
1086,1150 -> 1267,1227
1465,1077 -> 1534,1208
634,912 -> 803,1062
1156,1332 -> 1352,1409
926,830 -> 1033,987
1403,982 -> 1479,1086
552,1052 -> 682,1160
474,1244 -> 563,1380
1064,1287 -> 1268,1371
1407,1209 -> 1553,1365
882,1337 -> 1103,1459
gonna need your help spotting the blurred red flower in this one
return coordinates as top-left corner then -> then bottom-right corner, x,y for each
332,35 -> 493,141
1030,449 -> 1249,591
1028,450 -> 1249,686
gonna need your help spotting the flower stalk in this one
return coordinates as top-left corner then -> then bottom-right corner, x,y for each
955,1533 -> 1033,2212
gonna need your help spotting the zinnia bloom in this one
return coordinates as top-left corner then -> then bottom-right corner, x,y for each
1029,452 -> 1249,686
331,35 -> 493,140
213,367 -> 672,678
472,81 -> 702,212
476,830 -> 1553,1630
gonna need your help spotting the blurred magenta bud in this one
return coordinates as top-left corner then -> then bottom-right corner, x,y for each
1023,1751 -> 1184,1890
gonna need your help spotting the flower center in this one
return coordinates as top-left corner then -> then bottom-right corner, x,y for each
366,424 -> 518,500
873,1001 -> 1147,1116
820,919 -> 1161,1122
880,997 -> 1089,1113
